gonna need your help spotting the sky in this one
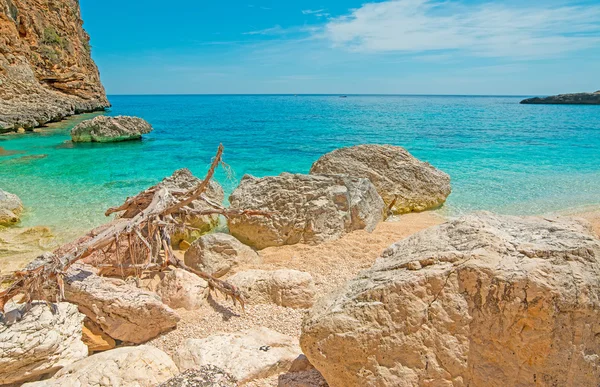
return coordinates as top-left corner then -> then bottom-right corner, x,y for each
80,0 -> 600,95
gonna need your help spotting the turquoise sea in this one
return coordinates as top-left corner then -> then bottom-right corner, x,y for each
1,95 -> 599,241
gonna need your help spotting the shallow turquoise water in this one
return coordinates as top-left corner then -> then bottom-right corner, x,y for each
1,95 -> 599,240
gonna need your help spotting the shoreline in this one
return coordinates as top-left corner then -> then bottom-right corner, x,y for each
1,203 -> 598,277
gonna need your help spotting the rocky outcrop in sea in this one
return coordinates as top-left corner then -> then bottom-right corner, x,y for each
0,0 -> 109,133
71,115 -> 153,143
520,90 -> 600,105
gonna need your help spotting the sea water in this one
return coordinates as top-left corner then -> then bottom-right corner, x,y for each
1,95 -> 599,241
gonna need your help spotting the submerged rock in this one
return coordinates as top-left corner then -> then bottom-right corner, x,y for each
184,233 -> 261,277
175,327 -> 302,385
0,226 -> 58,275
0,302 -> 88,385
301,212 -> 600,387
228,269 -> 316,309
23,345 -> 179,387
310,144 -> 451,214
71,115 -> 153,142
0,188 -> 23,225
228,173 -> 384,249
521,90 -> 600,105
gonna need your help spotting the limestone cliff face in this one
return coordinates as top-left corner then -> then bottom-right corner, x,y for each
0,0 -> 109,132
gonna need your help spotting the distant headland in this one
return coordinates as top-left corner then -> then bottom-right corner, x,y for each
521,90 -> 600,105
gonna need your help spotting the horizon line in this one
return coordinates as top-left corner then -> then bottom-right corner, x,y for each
105,93 -> 533,97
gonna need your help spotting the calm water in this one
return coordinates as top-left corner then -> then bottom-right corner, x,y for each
1,95 -> 599,240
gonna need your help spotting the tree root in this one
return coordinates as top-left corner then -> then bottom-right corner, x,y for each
1,144 -> 260,316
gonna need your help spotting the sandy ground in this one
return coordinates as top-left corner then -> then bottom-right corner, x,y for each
1,207 -> 598,385
569,208 -> 600,237
147,207 -> 600,386
148,212 -> 444,386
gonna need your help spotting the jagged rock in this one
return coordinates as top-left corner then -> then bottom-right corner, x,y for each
23,345 -> 179,387
71,115 -> 153,142
158,366 -> 237,387
149,268 -> 209,310
0,0 -> 109,133
300,212 -> 600,387
228,173 -> 384,249
0,302 -> 88,385
309,144 -> 451,214
0,188 -> 23,225
228,269 -> 316,309
64,264 -> 180,343
157,168 -> 224,246
184,233 -> 261,277
521,90 -> 600,105
175,327 -> 302,385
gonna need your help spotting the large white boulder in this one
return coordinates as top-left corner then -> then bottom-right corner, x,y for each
228,173 -> 384,249
184,233 -> 261,277
310,144 -> 451,214
150,268 -> 209,310
301,212 -> 600,387
174,327 -> 302,385
64,264 -> 180,343
0,302 -> 88,385
23,345 -> 178,387
228,269 -> 316,309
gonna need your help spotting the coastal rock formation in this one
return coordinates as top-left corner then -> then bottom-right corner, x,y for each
184,232 -> 261,277
23,345 -> 179,387
71,115 -> 153,142
521,90 -> 600,105
0,302 -> 88,385
175,327 -> 302,385
0,188 -> 23,225
0,0 -> 109,132
310,144 -> 451,214
300,212 -> 600,387
64,264 -> 180,343
228,269 -> 316,309
159,168 -> 224,246
228,173 -> 384,249
158,367 -> 237,387
151,268 -> 209,310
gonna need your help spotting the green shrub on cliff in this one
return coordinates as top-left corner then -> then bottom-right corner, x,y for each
42,26 -> 62,46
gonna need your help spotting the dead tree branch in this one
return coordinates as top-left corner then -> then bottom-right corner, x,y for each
1,144 -> 260,315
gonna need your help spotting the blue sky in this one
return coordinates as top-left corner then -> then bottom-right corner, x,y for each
80,0 -> 600,95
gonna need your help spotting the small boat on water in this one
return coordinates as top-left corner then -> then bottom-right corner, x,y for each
339,95 -> 348,98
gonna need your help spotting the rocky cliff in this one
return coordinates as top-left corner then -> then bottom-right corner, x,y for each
521,90 -> 600,105
0,0 -> 109,132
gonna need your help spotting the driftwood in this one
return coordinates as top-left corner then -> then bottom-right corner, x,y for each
0,144 -> 266,315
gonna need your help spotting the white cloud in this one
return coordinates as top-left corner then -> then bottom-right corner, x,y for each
243,25 -> 284,35
322,0 -> 600,58
302,9 -> 325,15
